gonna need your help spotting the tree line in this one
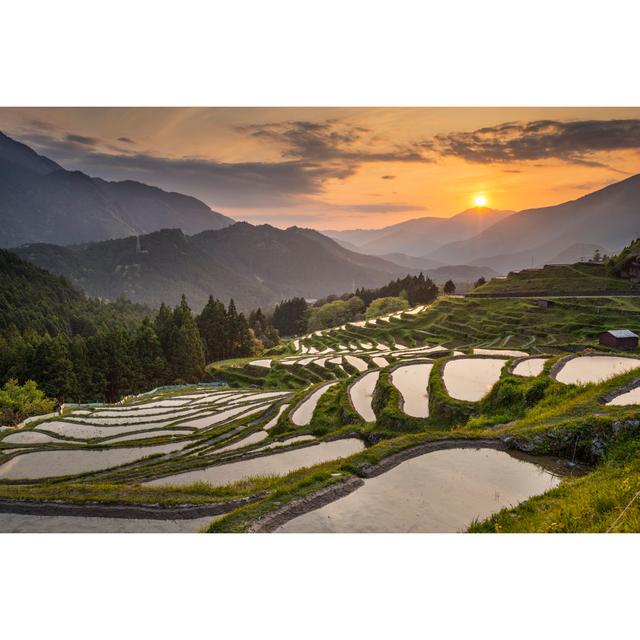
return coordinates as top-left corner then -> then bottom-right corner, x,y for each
271,273 -> 441,335
0,293 -> 280,404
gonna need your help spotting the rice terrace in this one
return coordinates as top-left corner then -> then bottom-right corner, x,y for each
5,257 -> 640,532
3,108 -> 640,534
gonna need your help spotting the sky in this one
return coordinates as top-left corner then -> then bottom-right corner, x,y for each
1,107 -> 640,230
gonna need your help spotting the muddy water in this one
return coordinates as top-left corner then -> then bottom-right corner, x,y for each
390,363 -> 433,418
555,356 -> 640,385
33,420 -> 187,440
249,359 -> 272,368
278,448 -> 563,533
345,355 -> 368,372
263,404 -> 289,430
349,371 -> 380,422
372,356 -> 389,368
443,358 -> 506,401
144,438 -> 365,488
607,386 -> 640,406
473,348 -> 529,357
1,430 -> 70,445
290,383 -> 338,426
0,442 -> 182,480
0,513 -> 221,533
512,358 -> 548,377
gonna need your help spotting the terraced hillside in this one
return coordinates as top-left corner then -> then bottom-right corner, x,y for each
3,294 -> 640,532
473,262 -> 640,296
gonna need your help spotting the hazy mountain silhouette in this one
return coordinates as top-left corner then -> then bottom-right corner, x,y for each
428,175 -> 640,270
323,207 -> 513,257
0,131 -> 234,247
13,223 -> 417,311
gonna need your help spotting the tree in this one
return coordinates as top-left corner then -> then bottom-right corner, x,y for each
197,296 -> 228,361
0,379 -> 56,426
132,318 -> 169,389
168,295 -> 205,382
474,276 -> 486,289
443,280 -> 456,295
272,297 -> 308,336
365,296 -> 408,319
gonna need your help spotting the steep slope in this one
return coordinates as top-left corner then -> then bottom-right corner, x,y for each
0,131 -> 234,247
13,223 -> 414,311
0,248 -> 147,335
429,175 -> 640,269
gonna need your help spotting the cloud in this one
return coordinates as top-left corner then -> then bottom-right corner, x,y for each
65,133 -> 102,146
381,174 -> 396,179
238,119 -> 430,164
433,119 -> 640,168
10,128 -> 353,208
11,118 -> 433,209
117,136 -> 135,144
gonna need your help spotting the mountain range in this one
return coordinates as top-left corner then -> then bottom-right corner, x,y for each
324,176 -> 640,273
0,131 -> 234,247
323,207 -> 513,257
13,223 -> 424,311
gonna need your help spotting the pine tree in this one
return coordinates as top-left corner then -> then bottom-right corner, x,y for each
169,295 -> 205,382
197,296 -> 228,361
443,280 -> 456,294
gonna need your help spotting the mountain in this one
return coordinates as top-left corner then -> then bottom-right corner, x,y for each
428,175 -> 640,271
323,207 -> 514,257
0,131 -> 234,247
375,253 -> 447,270
0,248 -> 147,335
12,223 -> 415,311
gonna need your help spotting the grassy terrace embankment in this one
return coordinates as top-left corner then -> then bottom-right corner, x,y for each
472,262 -> 640,296
4,285 -> 640,532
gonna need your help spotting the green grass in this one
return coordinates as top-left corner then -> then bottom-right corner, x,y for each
474,263 -> 640,295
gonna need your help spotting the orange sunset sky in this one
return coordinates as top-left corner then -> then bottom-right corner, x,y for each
1,107 -> 639,229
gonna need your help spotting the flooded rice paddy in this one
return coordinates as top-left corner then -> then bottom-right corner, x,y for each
606,386 -> 640,406
0,512 -> 220,533
278,448 -> 563,533
443,358 -> 507,401
554,356 -> 640,385
144,438 -> 365,488
0,442 -> 182,480
512,358 -> 548,377
390,363 -> 433,418
349,371 -> 380,422
290,383 -> 338,426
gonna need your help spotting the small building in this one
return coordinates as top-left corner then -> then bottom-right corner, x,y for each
599,329 -> 639,350
535,299 -> 556,309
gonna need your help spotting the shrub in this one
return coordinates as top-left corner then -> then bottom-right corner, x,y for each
0,379 -> 56,426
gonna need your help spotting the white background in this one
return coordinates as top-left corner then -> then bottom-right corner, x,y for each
2,1 -> 640,638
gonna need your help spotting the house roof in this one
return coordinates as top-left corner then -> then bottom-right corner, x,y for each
603,329 -> 639,339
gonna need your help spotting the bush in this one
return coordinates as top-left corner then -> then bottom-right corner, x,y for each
365,296 -> 409,319
0,379 -> 56,426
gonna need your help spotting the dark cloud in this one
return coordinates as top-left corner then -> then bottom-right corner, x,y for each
65,133 -> 101,147
381,174 -> 396,179
433,119 -> 640,168
11,129 -> 352,208
117,136 -> 135,144
238,119 -> 430,164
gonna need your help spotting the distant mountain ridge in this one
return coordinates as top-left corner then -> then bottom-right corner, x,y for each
323,207 -> 514,257
427,175 -> 640,271
13,223 -> 419,311
0,131 -> 234,247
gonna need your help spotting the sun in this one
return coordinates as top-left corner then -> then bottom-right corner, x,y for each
474,195 -> 488,207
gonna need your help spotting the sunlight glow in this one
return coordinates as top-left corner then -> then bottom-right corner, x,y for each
474,195 -> 488,207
